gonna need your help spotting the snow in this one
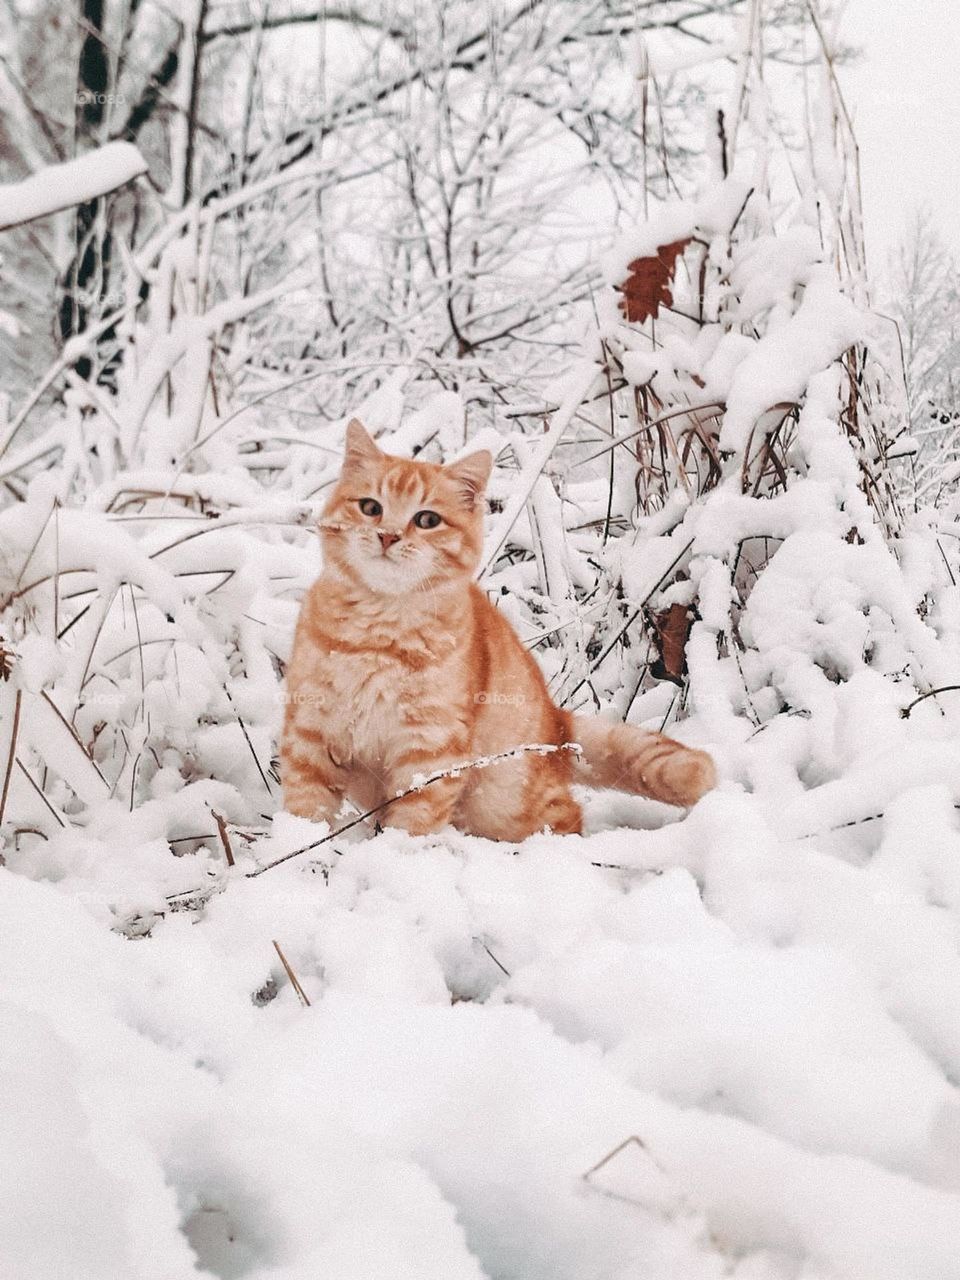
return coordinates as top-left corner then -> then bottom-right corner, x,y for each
719,268 -> 864,453
480,360 -> 598,574
3,23 -> 960,1280
601,177 -> 751,285
0,142 -> 147,231
5,241 -> 959,1277
6,773 -> 960,1280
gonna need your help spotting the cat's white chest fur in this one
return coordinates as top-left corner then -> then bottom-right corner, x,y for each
314,648 -> 402,763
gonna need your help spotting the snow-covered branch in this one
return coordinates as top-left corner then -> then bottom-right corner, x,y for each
0,142 -> 147,232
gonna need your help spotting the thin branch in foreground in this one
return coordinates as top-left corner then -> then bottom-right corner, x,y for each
900,686 -> 960,719
247,742 -> 581,878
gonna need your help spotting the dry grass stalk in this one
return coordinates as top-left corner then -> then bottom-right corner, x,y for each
211,809 -> 235,867
271,940 -> 312,1007
0,688 -> 22,826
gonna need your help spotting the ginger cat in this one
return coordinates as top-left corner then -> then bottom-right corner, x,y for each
281,420 -> 716,839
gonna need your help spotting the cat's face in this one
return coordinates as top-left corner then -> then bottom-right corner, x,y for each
321,420 -> 493,594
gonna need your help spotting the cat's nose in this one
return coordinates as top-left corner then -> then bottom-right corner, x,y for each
378,531 -> 401,551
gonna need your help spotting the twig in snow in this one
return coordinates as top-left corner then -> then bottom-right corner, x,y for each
15,760 -> 65,827
53,502 -> 60,638
572,402 -> 725,469
937,540 -> 957,588
658,685 -> 681,733
581,1134 -> 686,1217
13,499 -> 58,592
476,937 -> 511,977
222,683 -> 274,794
0,690 -> 22,825
561,539 -> 694,707
795,812 -> 883,838
479,361 -> 598,576
900,686 -> 960,719
272,940 -> 311,1007
247,742 -> 581,878
583,1135 -> 657,1184
127,583 -> 146,717
211,809 -> 235,866
797,802 -> 960,840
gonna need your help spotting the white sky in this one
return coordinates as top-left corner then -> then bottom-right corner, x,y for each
839,0 -> 960,268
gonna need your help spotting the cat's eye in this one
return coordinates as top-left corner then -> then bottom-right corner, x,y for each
413,509 -> 442,529
358,498 -> 382,517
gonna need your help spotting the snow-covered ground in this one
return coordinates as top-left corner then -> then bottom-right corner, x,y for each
5,668 -> 960,1280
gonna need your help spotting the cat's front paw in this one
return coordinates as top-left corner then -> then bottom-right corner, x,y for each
282,786 -> 338,826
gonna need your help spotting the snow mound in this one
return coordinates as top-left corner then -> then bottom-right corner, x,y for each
5,768 -> 960,1278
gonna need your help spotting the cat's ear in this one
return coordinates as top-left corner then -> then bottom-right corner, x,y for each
343,418 -> 381,468
445,450 -> 493,507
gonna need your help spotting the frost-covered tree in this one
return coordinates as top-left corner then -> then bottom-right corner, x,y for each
884,207 -> 960,507
0,0 -> 836,415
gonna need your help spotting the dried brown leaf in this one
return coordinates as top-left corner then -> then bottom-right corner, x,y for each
619,238 -> 692,324
651,603 -> 691,685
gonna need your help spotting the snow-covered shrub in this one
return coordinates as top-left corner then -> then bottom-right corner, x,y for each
4,7 -> 960,1278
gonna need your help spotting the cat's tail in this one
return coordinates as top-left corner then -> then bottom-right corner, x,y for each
568,714 -> 716,808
